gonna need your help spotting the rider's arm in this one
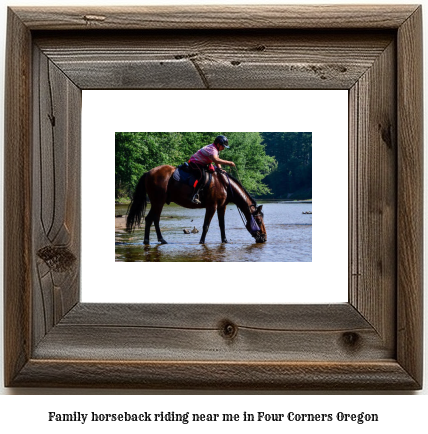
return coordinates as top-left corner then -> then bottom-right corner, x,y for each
211,155 -> 236,168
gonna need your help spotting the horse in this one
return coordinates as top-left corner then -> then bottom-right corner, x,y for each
126,165 -> 267,245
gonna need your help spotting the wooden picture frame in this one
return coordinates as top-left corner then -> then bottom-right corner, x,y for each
4,5 -> 423,389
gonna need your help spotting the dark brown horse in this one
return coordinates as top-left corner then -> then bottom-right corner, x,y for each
126,165 -> 267,244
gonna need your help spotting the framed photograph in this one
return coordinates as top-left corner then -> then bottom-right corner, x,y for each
4,5 -> 423,389
83,89 -> 347,305
113,130 -> 313,263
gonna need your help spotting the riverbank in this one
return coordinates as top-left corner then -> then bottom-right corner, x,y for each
115,216 -> 128,231
115,214 -> 176,231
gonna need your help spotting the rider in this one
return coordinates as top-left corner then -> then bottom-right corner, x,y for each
189,135 -> 236,204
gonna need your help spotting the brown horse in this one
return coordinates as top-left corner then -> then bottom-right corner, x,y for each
126,165 -> 267,244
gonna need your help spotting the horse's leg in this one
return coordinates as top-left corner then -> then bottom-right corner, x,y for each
144,207 -> 167,244
143,209 -> 154,245
149,199 -> 168,244
145,171 -> 169,244
217,205 -> 228,243
153,211 -> 167,244
199,205 -> 217,244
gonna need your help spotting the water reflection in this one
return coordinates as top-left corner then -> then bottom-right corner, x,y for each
115,202 -> 311,262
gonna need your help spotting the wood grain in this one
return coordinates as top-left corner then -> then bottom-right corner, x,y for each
396,6 -> 424,387
12,360 -> 419,390
12,5 -> 420,30
32,304 -> 391,362
34,31 -> 393,90
4,5 -> 423,390
4,8 -> 32,388
32,46 -> 81,348
349,39 -> 397,351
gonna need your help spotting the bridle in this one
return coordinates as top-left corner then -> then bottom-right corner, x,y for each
224,172 -> 261,237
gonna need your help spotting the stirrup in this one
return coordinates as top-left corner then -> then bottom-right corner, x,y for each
192,195 -> 201,204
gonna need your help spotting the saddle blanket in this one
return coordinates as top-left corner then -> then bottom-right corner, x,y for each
172,166 -> 198,187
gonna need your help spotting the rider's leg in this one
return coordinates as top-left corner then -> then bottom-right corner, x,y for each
192,181 -> 202,204
190,164 -> 205,204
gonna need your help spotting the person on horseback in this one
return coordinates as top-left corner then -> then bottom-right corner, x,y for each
189,135 -> 236,204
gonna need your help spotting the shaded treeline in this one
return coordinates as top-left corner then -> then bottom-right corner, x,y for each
261,132 -> 312,200
115,132 -> 312,200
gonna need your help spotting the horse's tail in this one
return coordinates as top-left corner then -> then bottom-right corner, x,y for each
126,173 -> 147,232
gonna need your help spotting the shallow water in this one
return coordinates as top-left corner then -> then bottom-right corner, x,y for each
115,201 -> 312,262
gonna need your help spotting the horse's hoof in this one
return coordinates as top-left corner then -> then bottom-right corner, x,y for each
222,239 -> 228,243
144,240 -> 150,245
159,239 -> 168,244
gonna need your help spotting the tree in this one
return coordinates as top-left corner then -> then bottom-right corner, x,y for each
115,132 -> 276,199
261,132 -> 312,199
115,132 -> 145,199
222,132 -> 276,196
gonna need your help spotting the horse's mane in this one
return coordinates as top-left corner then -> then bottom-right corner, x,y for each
225,173 -> 259,210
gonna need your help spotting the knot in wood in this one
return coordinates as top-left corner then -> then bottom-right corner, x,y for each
37,245 -> 76,272
219,320 -> 238,340
341,332 -> 361,350
47,113 -> 55,127
247,44 -> 266,52
83,15 -> 106,23
378,122 -> 393,149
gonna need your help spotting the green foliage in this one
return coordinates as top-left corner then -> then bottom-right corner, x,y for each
261,132 -> 312,199
221,132 -> 276,196
115,132 -> 276,198
115,132 -> 145,199
115,132 -> 312,200
115,132 -> 214,198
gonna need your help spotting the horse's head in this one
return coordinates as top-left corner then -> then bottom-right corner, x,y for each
247,205 -> 267,243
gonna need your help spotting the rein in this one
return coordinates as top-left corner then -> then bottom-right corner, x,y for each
224,172 -> 261,235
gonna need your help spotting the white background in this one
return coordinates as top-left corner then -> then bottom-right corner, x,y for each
82,89 -> 348,304
0,0 -> 427,431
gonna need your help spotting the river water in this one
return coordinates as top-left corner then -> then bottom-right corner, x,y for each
115,201 -> 312,262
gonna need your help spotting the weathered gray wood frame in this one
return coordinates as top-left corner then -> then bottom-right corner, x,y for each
4,5 -> 423,389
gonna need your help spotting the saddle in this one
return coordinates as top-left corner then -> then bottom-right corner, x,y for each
172,162 -> 212,199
